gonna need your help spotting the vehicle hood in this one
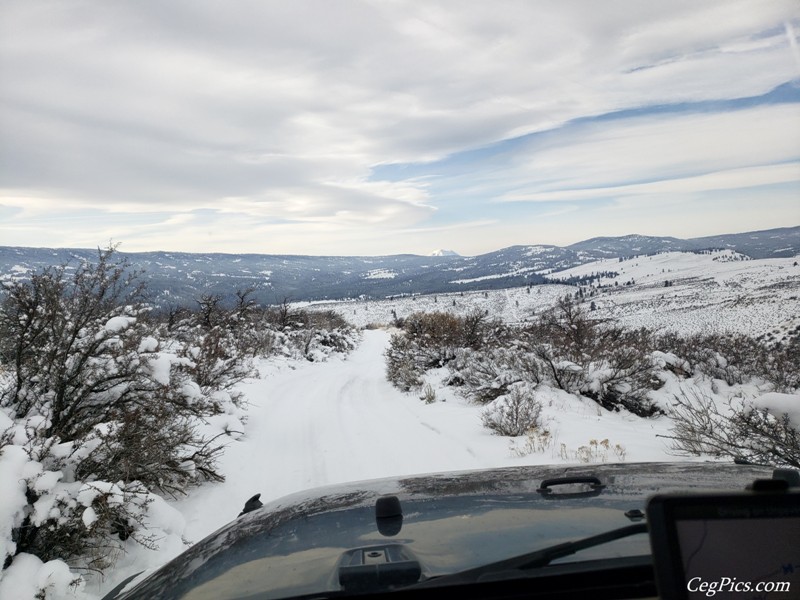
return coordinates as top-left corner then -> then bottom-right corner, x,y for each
111,461 -> 775,600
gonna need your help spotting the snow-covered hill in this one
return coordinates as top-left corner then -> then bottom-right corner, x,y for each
2,226 -> 797,306
550,250 -> 800,340
305,250 -> 800,342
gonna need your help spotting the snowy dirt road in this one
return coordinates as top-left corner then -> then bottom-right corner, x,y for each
175,329 -> 499,544
93,328 -> 679,598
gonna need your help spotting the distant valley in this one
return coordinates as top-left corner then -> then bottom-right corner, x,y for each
1,226 -> 798,307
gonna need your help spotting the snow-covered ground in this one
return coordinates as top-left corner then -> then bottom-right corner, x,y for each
81,328 -> 682,600
2,250 -> 798,599
303,251 -> 800,340
302,284 -> 576,327
551,250 -> 800,338
177,331 -> 679,535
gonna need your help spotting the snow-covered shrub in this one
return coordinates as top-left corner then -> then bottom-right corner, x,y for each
306,309 -> 351,332
158,293 -> 257,400
448,346 -> 540,404
529,344 -> 587,394
658,332 -> 763,386
263,297 -> 307,331
526,295 -> 600,365
0,424 -> 160,574
386,310 -> 508,392
650,350 -> 691,378
581,331 -> 662,416
177,324 -> 253,406
187,299 -> 359,364
284,320 -> 359,362
658,331 -> 799,393
74,403 -> 226,497
385,333 -> 423,391
0,551 -> 84,600
481,384 -> 543,436
0,249 -> 154,440
521,297 -> 660,416
663,388 -> 799,468
164,297 -> 360,365
460,308 -> 508,350
312,326 -> 359,354
393,299 -> 660,416
0,248 -> 240,575
766,337 -> 800,392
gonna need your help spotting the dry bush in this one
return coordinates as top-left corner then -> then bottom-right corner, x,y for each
481,384 -> 543,436
402,311 -> 465,368
662,389 -> 799,468
419,383 -> 437,404
263,297 -> 307,330
306,309 -> 350,330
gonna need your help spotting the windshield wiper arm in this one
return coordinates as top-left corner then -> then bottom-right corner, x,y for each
409,523 -> 648,589
499,523 -> 647,571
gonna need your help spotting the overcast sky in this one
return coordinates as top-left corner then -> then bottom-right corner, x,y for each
1,1 -> 799,256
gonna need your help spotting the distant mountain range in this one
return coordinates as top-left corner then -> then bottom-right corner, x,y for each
566,227 -> 800,260
1,226 -> 798,307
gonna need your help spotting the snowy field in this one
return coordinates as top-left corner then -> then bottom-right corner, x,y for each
1,251 -> 798,599
550,251 -> 800,340
307,250 -> 800,340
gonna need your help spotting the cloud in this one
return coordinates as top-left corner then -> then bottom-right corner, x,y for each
500,163 -> 800,204
493,104 -> 800,203
1,0 -> 799,254
786,21 -> 800,75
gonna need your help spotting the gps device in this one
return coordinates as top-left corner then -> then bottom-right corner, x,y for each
647,491 -> 800,599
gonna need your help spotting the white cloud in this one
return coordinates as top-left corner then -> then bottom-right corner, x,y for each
495,104 -> 800,202
0,0 -> 798,254
786,21 -> 800,75
501,163 -> 800,204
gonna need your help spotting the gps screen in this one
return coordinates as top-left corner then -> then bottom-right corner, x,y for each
648,493 -> 800,599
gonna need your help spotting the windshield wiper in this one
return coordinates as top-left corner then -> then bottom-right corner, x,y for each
408,523 -> 648,589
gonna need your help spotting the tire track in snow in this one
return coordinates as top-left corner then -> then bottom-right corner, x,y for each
177,329 -> 489,542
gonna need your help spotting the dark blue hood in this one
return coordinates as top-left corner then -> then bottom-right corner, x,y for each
109,462 -> 776,600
